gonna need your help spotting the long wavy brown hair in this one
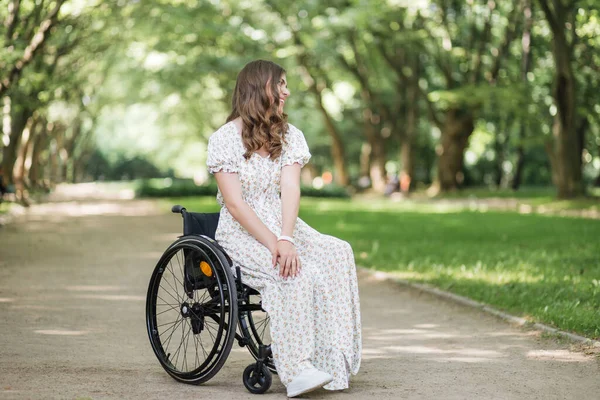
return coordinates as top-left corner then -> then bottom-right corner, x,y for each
226,60 -> 289,160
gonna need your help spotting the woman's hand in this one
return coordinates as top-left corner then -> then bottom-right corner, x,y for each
276,240 -> 301,278
268,237 -> 279,269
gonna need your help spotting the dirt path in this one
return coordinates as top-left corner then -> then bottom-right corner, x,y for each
0,199 -> 599,400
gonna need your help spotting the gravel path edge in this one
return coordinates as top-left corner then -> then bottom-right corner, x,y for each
357,266 -> 600,348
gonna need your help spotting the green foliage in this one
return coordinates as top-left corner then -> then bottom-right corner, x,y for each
85,151 -> 173,181
135,179 -> 217,198
300,184 -> 351,198
2,0 -> 600,195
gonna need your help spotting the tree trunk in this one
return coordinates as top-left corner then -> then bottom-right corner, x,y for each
13,115 -> 38,205
550,74 -> 581,198
512,0 -> 533,190
314,92 -> 349,186
493,116 -> 512,188
71,129 -> 95,184
437,109 -> 474,191
576,115 -> 588,174
359,142 -> 371,184
49,139 -> 59,186
1,100 -> 32,188
512,124 -> 526,190
363,111 -> 386,192
544,139 -> 559,186
493,133 -> 504,187
400,141 -> 413,193
400,62 -> 419,193
28,118 -> 48,188
73,148 -> 93,183
296,61 -> 350,187
51,126 -> 66,185
595,144 -> 600,186
539,0 -> 583,198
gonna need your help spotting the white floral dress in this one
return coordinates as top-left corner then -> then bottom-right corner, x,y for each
206,121 -> 361,390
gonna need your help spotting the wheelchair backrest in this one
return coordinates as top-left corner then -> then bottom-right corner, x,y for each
183,212 -> 220,239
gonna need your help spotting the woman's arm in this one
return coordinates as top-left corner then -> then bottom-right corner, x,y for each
278,163 -> 302,277
214,171 -> 279,267
280,163 -> 302,236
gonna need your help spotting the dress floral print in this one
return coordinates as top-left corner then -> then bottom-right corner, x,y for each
206,121 -> 362,390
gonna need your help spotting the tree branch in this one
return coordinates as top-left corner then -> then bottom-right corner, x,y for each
5,0 -> 21,41
377,41 -> 442,129
0,0 -> 66,97
538,0 -> 561,34
488,0 -> 523,84
23,0 -> 46,41
471,0 -> 496,84
418,20 -> 455,88
342,31 -> 393,125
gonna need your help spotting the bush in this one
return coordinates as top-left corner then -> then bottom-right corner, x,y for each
135,179 -> 218,198
300,184 -> 351,198
135,178 -> 350,198
86,151 -> 174,181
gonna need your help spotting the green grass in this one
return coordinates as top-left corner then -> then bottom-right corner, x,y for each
0,201 -> 13,215
160,196 -> 600,339
429,186 -> 600,213
432,186 -> 559,199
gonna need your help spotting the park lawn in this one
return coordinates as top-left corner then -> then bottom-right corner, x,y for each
430,186 -> 600,213
162,196 -> 600,339
0,201 -> 13,215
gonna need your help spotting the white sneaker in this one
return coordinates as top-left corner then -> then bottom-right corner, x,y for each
286,367 -> 333,398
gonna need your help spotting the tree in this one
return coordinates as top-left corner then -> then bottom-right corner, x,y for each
537,0 -> 583,197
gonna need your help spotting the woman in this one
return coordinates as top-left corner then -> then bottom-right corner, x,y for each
206,60 -> 361,397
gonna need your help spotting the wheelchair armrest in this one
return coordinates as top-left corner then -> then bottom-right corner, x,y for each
172,204 -> 186,214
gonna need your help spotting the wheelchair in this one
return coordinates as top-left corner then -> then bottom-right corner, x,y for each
146,205 -> 276,394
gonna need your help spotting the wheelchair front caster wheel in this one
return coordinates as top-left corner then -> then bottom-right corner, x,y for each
243,363 -> 272,394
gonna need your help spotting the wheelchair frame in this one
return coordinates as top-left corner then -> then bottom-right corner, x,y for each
145,205 -> 275,394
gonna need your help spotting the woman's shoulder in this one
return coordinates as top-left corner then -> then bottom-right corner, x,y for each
208,121 -> 238,145
286,122 -> 302,135
284,123 -> 306,143
284,122 -> 308,143
282,122 -> 311,166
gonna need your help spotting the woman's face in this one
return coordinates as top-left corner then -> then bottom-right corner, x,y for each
276,74 -> 290,113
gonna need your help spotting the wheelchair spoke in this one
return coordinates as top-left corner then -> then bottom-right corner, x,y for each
260,320 -> 270,340
157,318 -> 180,328
160,271 -> 183,302
157,284 -> 181,306
161,317 -> 184,349
255,317 -> 270,339
166,258 -> 184,301
182,320 -> 191,371
156,303 -> 180,317
175,251 -> 187,292
173,318 -> 188,368
197,330 -> 209,360
158,315 -> 182,337
156,299 -> 179,307
203,320 -> 217,344
196,289 -> 211,304
165,269 -> 183,307
192,325 -> 200,369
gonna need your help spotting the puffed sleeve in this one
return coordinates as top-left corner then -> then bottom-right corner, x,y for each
206,130 -> 239,174
281,124 -> 311,168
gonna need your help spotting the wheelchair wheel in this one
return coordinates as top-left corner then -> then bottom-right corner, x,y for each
238,288 -> 276,373
146,236 -> 237,384
243,363 -> 272,394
